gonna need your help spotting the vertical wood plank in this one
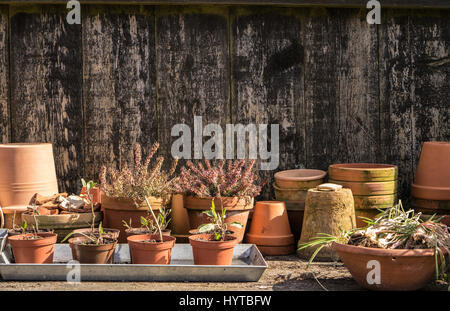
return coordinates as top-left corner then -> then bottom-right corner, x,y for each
379,10 -> 413,201
336,9 -> 380,163
156,6 -> 230,166
231,7 -> 304,199
83,5 -> 157,180
409,10 -> 450,174
0,5 -> 9,144
10,5 -> 83,193
303,8 -> 340,171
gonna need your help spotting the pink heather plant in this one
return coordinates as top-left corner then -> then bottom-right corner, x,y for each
172,159 -> 265,199
99,142 -> 178,207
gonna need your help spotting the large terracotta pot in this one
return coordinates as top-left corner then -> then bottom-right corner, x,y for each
0,143 -> 59,228
274,169 -> 326,189
22,212 -> 102,242
183,196 -> 253,243
246,201 -> 294,255
102,195 -> 163,243
8,232 -> 57,263
127,234 -> 176,264
332,242 -> 438,291
69,236 -> 117,264
411,141 -> 450,201
170,194 -> 190,241
328,163 -> 398,225
189,234 -> 238,265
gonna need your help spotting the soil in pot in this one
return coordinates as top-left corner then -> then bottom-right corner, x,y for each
69,236 -> 118,264
72,227 -> 120,241
8,232 -> 57,263
125,228 -> 171,238
189,234 -> 238,265
127,234 -> 176,264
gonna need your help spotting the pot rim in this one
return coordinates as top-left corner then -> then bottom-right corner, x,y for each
189,234 -> 238,249
8,232 -> 57,246
127,233 -> 176,244
68,236 -> 118,247
274,169 -> 326,181
0,143 -> 53,148
331,242 -> 436,257
329,163 -> 397,170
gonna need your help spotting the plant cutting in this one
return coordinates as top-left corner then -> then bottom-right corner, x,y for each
127,197 -> 176,264
173,159 -> 265,242
298,201 -> 450,291
8,218 -> 58,264
62,179 -> 118,264
189,200 -> 242,265
122,207 -> 172,238
100,142 -> 178,242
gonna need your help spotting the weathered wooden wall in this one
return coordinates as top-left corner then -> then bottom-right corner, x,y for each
0,4 -> 448,204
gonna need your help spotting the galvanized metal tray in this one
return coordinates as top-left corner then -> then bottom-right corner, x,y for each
0,243 -> 267,282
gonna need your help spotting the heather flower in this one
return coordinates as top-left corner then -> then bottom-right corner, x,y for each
100,142 -> 178,207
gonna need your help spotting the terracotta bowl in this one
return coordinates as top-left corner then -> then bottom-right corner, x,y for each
274,169 -> 326,189
332,242 -> 438,291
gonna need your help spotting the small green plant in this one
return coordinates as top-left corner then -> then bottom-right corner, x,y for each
80,178 -> 98,233
62,221 -> 106,245
197,200 -> 243,241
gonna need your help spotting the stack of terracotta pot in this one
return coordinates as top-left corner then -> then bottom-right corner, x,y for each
411,142 -> 450,216
273,169 -> 326,243
328,163 -> 398,227
0,143 -> 59,228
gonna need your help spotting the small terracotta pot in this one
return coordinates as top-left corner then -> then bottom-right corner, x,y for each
245,201 -> 294,255
328,163 -> 398,182
102,195 -> 163,243
189,234 -> 238,265
8,232 -> 57,263
273,183 -> 308,202
69,237 -> 118,264
170,194 -> 190,235
184,196 -> 253,243
332,242 -> 439,291
125,228 -> 171,238
274,169 -> 326,189
127,234 -> 176,264
0,143 -> 59,211
412,142 -> 450,201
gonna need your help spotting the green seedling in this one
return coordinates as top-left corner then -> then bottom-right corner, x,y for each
198,200 -> 243,241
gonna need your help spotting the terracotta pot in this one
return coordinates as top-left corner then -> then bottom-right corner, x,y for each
8,232 -> 57,263
0,143 -> 59,229
170,194 -> 190,235
411,197 -> 450,211
22,212 -> 102,242
125,228 -> 171,238
127,234 -> 176,264
273,183 -> 308,202
412,142 -> 450,200
274,169 -> 326,189
332,242 -> 438,291
328,163 -> 398,182
283,201 -> 305,244
328,179 -> 397,195
245,201 -> 294,255
102,195 -> 162,243
184,196 -> 253,243
81,186 -> 102,205
189,234 -> 238,265
69,237 -> 118,264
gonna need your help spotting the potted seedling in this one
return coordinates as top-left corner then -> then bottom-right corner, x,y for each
8,218 -> 57,264
62,179 -> 118,264
100,143 -> 178,243
173,159 -> 265,242
122,207 -> 172,238
127,196 -> 176,264
7,210 -> 53,237
298,201 -> 450,291
189,200 -> 243,265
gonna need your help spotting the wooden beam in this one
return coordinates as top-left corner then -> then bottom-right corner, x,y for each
0,0 -> 449,9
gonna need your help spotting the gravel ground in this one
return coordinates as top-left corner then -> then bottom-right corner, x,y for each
0,255 -> 447,291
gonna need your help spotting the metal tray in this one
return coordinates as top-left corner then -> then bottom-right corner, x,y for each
0,243 -> 267,282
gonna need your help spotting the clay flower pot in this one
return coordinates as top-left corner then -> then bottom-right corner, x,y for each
0,143 -> 59,228
332,242 -> 439,291
412,141 -> 450,201
127,234 -> 176,264
245,201 -> 294,255
102,195 -> 163,243
81,186 -> 102,205
273,183 -> 308,202
8,232 -> 57,264
274,169 -> 326,189
184,196 -> 253,243
125,228 -> 171,238
69,236 -> 118,264
189,234 -> 239,265
328,163 -> 398,182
